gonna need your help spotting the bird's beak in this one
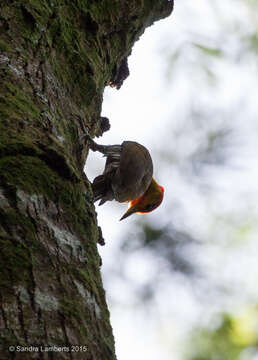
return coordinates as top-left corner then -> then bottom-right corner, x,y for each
119,206 -> 136,221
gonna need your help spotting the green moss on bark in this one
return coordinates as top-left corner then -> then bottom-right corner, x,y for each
0,81 -> 41,120
0,210 -> 37,290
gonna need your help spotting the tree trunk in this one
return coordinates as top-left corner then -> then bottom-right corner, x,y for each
0,1 -> 173,359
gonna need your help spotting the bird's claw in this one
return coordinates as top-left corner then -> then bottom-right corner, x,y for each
98,198 -> 106,206
79,128 -> 91,143
79,129 -> 100,153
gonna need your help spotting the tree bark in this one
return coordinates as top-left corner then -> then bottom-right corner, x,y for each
0,1 -> 173,359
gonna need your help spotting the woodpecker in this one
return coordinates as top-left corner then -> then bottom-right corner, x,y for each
84,135 -> 164,220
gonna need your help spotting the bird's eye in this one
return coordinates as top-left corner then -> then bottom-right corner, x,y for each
145,204 -> 155,212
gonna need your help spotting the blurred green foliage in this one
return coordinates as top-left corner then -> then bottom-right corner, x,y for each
184,308 -> 258,360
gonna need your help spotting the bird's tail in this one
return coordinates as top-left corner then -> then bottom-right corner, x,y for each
92,175 -> 112,205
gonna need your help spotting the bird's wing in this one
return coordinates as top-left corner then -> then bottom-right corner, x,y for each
112,141 -> 153,202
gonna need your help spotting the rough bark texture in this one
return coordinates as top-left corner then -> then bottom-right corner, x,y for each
0,1 -> 173,359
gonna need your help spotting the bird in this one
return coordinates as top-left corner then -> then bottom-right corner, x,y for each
83,134 -> 164,220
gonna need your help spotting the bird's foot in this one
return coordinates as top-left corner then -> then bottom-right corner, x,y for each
79,128 -> 91,143
79,129 -> 97,150
79,129 -> 105,153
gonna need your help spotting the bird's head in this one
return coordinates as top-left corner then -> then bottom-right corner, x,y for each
120,178 -> 164,221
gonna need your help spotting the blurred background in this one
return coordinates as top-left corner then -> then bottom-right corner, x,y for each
86,0 -> 258,359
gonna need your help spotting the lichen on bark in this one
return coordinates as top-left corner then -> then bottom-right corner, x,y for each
0,0 -> 173,359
